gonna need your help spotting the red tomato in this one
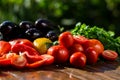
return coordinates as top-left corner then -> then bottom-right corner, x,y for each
70,52 -> 86,68
11,54 -> 27,68
9,38 -> 33,47
47,45 -> 69,63
0,41 -> 11,56
58,31 -> 74,48
40,54 -> 54,65
73,35 -> 88,44
83,39 -> 104,55
69,43 -> 84,55
85,47 -> 98,64
101,50 -> 118,61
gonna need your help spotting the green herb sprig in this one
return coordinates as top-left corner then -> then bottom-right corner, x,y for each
71,22 -> 120,54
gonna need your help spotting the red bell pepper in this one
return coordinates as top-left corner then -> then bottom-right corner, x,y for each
40,54 -> 54,65
11,54 -> 27,68
0,59 -> 11,66
25,59 -> 46,68
11,44 -> 40,56
0,41 -> 11,56
23,51 -> 43,63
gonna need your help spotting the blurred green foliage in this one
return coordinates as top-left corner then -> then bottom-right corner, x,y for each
0,0 -> 120,36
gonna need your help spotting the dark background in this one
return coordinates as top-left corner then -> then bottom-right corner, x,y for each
0,0 -> 120,36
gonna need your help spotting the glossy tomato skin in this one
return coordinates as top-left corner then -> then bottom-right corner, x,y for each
0,41 -> 11,56
101,50 -> 118,61
69,43 -> 84,55
58,31 -> 74,48
9,38 -> 34,48
83,39 -> 104,56
47,45 -> 69,63
73,35 -> 88,45
85,47 -> 99,65
70,52 -> 86,68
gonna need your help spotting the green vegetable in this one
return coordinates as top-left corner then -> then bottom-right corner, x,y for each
71,22 -> 120,54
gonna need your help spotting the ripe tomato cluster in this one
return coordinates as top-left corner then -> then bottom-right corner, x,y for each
47,31 -> 118,68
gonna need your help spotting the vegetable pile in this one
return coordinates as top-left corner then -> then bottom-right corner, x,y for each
0,20 -> 119,69
71,22 -> 120,55
0,39 -> 54,68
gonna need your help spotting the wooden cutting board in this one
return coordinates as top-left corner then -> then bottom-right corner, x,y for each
0,59 -> 120,80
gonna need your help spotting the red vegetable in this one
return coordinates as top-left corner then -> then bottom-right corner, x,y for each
25,59 -> 45,68
73,35 -> 88,45
40,54 -> 54,65
83,39 -> 104,56
70,52 -> 86,68
0,41 -> 11,56
101,50 -> 118,61
11,44 -> 39,56
85,47 -> 99,64
11,54 -> 27,68
22,51 -> 42,63
9,38 -> 34,48
47,45 -> 69,63
58,31 -> 74,48
0,59 -> 11,66
69,43 -> 84,55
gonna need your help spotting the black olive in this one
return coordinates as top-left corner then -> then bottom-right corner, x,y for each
35,18 -> 55,33
25,28 -> 43,41
0,21 -> 20,41
46,30 -> 59,41
19,21 -> 34,32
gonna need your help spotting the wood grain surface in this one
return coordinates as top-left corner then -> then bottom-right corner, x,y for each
0,59 -> 120,80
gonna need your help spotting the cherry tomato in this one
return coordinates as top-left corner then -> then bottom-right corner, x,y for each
47,45 -> 69,63
0,41 -> 11,56
11,54 -> 27,68
69,43 -> 84,55
40,54 -> 54,65
73,35 -> 88,45
101,50 -> 118,61
70,52 -> 86,68
9,38 -> 34,47
58,31 -> 74,48
83,39 -> 104,55
85,47 -> 98,64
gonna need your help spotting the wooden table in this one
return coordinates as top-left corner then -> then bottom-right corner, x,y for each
0,59 -> 120,80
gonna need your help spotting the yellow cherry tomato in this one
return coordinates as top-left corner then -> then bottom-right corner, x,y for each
33,38 -> 52,54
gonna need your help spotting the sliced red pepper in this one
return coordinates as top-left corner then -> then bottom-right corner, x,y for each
11,54 -> 27,68
25,59 -> 46,68
23,51 -> 43,63
0,59 -> 11,66
0,41 -> 11,56
11,44 -> 39,56
0,54 -> 11,66
5,52 -> 17,59
40,54 -> 54,65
